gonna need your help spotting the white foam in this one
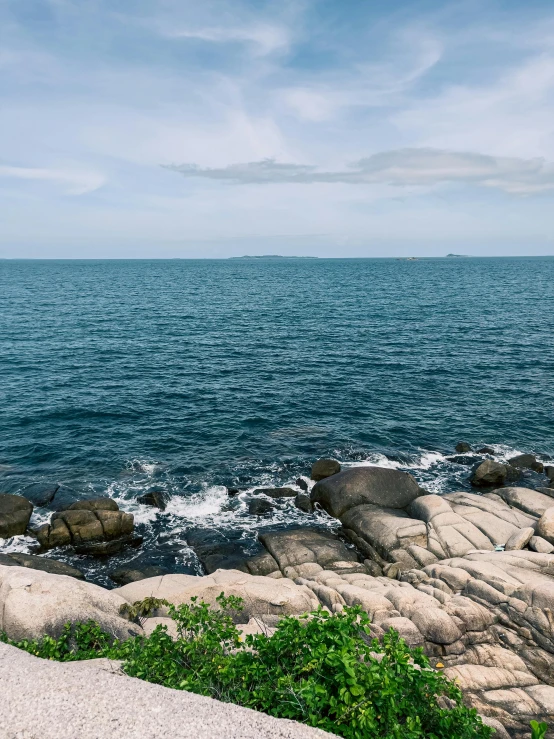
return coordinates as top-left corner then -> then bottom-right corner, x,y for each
0,534 -> 36,554
165,486 -> 228,520
125,459 -> 159,476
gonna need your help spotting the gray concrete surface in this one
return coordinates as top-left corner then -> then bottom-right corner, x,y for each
0,643 -> 332,739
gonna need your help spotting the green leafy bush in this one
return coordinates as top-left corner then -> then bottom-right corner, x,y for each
531,721 -> 548,739
2,595 -> 493,739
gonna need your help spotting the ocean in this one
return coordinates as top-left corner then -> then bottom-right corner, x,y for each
1,256 -> 553,584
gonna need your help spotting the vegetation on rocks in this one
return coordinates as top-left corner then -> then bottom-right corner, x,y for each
2,595 -> 493,739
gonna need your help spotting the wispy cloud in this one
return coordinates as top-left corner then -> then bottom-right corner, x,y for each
0,165 -> 105,195
165,149 -> 554,194
165,24 -> 291,56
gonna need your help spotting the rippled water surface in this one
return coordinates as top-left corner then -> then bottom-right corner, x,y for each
1,257 -> 553,582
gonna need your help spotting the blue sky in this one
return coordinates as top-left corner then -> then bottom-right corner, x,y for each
1,0 -> 554,257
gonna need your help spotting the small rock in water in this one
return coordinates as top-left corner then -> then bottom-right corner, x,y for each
508,453 -> 544,473
470,460 -> 510,487
137,491 -> 167,510
0,494 -> 33,538
455,442 -> 472,453
310,458 -> 341,482
295,477 -> 308,491
545,465 -> 554,484
21,483 -> 60,508
294,492 -> 313,513
226,487 -> 241,497
109,565 -> 168,585
248,498 -> 275,516
477,446 -> 495,455
252,487 -> 296,498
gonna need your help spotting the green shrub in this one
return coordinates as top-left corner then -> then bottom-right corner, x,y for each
531,721 -> 548,739
2,595 -> 492,739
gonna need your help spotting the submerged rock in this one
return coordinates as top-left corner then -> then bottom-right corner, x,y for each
137,491 -> 167,511
294,492 -> 313,513
310,458 -> 341,482
251,487 -> 296,498
455,442 -> 472,453
248,498 -> 274,516
0,494 -> 33,538
311,466 -> 421,518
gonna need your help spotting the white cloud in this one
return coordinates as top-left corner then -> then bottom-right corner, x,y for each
0,165 -> 105,195
166,24 -> 291,56
165,148 -> 554,194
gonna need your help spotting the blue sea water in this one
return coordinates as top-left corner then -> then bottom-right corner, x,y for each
1,257 -> 553,583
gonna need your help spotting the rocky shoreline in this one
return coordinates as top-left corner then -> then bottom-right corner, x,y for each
2,445 -> 554,737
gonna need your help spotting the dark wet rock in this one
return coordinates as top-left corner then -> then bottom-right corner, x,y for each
74,534 -> 143,556
0,494 -> 33,538
508,453 -> 544,473
546,466 -> 554,484
294,492 -> 313,513
109,565 -> 168,585
477,446 -> 495,455
295,477 -> 308,491
137,491 -> 167,510
21,483 -> 60,508
311,466 -> 422,518
49,486 -> 94,512
259,528 -> 359,578
446,455 -> 480,466
226,487 -> 241,497
0,552 -> 85,579
35,501 -> 135,554
186,529 -> 250,574
470,460 -> 510,487
248,498 -> 274,516
310,458 -> 341,482
455,442 -> 472,453
66,498 -> 119,512
252,487 -> 296,498
243,551 -> 280,577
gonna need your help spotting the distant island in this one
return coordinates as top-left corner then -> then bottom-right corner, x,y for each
446,253 -> 469,258
229,255 -> 319,260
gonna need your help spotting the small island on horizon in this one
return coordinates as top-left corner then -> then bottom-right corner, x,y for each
228,255 -> 319,260
446,253 -> 470,257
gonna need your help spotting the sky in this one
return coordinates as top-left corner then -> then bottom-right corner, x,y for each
1,0 -> 554,258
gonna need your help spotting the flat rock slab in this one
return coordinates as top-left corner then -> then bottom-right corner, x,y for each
0,643 -> 332,739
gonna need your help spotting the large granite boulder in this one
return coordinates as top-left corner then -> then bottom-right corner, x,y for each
470,460 -> 509,487
537,508 -> 554,544
310,458 -> 341,482
114,569 -> 320,624
494,487 -> 554,518
0,565 -> 141,641
0,494 -> 33,538
35,498 -> 135,554
0,553 -> 84,579
258,528 -> 361,578
310,466 -> 421,518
